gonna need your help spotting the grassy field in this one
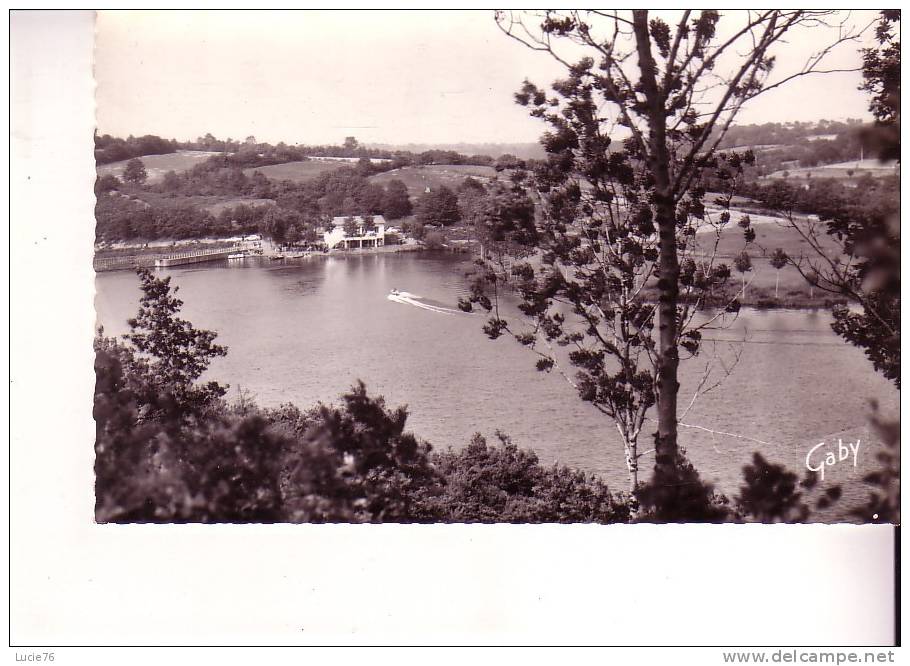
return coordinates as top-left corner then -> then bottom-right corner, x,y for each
97,150 -> 221,183
699,210 -> 841,259
241,160 -> 348,183
439,200 -> 847,308
368,164 -> 498,197
204,198 -> 275,215
663,216 -> 848,307
122,190 -> 276,214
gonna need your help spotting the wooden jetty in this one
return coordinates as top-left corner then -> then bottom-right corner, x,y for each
153,247 -> 239,268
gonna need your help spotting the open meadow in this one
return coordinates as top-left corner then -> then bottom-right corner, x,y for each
368,164 -> 498,197
121,190 -> 276,215
764,158 -> 899,182
96,150 -> 222,183
685,214 -> 848,306
241,160 -> 350,183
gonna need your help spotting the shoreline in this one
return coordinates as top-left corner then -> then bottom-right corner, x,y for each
92,242 -> 464,272
94,249 -> 842,313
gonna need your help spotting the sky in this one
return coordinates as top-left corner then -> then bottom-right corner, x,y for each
95,10 -> 882,146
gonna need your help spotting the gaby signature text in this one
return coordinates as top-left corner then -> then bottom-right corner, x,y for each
805,439 -> 860,480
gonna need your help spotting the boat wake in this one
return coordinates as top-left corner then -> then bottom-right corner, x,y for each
387,291 -> 466,315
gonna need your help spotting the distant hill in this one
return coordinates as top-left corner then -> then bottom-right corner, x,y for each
366,142 -> 546,160
716,119 -> 867,150
367,121 -> 867,159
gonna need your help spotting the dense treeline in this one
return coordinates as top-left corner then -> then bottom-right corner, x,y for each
177,133 -> 398,160
94,133 -> 179,165
99,131 -> 508,169
716,119 -> 865,149
369,141 -> 547,160
740,174 -> 899,220
752,132 -> 867,174
711,120 -> 887,177
94,196 -> 273,241
177,133 -> 501,167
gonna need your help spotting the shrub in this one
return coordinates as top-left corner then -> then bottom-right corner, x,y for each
94,342 -> 285,523
425,433 -> 629,523
423,231 -> 445,250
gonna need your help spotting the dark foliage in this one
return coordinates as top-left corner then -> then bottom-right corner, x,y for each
381,179 -> 413,220
125,268 -> 228,412
859,11 -> 900,161
428,433 -> 630,523
736,453 -> 812,523
95,133 -> 177,165
122,158 -> 148,185
415,185 -> 461,227
850,400 -> 900,523
281,382 -> 442,523
635,445 -> 732,523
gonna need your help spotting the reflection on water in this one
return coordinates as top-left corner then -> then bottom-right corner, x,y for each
95,253 -> 898,520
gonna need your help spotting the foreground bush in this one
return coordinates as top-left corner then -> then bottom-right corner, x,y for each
95,340 -> 630,523
427,433 -> 630,523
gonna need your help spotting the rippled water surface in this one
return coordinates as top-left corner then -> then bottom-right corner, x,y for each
95,253 -> 898,520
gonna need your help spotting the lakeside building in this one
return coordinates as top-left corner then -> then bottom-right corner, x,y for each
324,215 -> 387,249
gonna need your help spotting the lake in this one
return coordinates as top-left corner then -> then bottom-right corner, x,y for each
94,252 -> 898,520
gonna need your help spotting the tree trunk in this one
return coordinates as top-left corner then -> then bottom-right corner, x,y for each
775,272 -> 780,299
633,11 -> 680,479
620,431 -> 640,519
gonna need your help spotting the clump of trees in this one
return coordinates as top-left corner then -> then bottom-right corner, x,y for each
429,432 -> 630,523
415,185 -> 461,227
172,133 -> 500,168
122,158 -> 148,185
261,206 -> 321,248
95,133 -> 177,165
94,195 -> 272,241
381,179 -> 412,220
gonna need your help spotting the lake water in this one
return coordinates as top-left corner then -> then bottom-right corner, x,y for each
95,253 -> 899,520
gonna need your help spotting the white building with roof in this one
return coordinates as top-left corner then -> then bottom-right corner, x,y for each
324,215 -> 387,250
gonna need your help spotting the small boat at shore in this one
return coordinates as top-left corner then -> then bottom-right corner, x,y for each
228,252 -> 246,259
